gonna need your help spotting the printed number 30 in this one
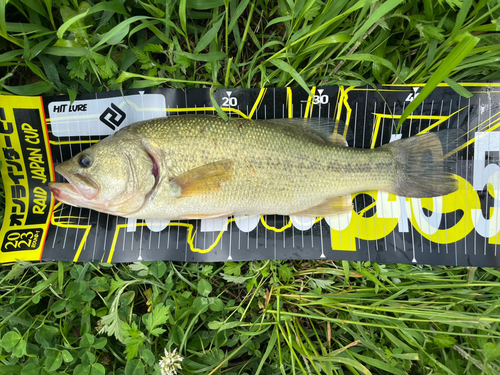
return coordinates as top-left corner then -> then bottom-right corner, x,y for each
313,94 -> 329,105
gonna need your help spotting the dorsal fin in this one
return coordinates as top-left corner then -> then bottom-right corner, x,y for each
264,118 -> 352,146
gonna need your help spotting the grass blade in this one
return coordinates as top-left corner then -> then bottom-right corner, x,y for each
228,0 -> 250,33
92,16 -> 151,50
350,352 -> 408,375
336,53 -> 400,78
179,0 -> 187,37
176,51 -> 226,62
194,14 -> 224,53
443,77 -> 473,98
314,355 -> 371,374
188,0 -> 225,10
3,82 -> 53,95
397,32 -> 479,131
56,0 -> 128,39
339,0 -> 406,56
255,327 -> 278,374
114,71 -> 218,86
44,46 -> 89,56
269,58 -> 313,98
0,50 -> 22,63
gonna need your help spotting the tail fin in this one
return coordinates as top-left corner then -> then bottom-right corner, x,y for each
384,129 -> 463,198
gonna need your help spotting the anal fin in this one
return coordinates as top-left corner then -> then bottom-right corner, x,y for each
179,212 -> 233,220
292,195 -> 353,217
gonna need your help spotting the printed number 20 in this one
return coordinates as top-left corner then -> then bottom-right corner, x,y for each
222,97 -> 238,106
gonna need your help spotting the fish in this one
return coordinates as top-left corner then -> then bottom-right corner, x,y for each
48,115 -> 461,220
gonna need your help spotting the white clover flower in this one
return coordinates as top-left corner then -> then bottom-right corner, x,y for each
159,348 -> 184,375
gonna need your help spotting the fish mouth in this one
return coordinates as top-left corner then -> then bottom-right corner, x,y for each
49,165 -> 99,204
49,181 -> 82,206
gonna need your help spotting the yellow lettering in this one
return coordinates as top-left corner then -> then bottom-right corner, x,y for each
33,186 -> 47,214
330,191 -> 398,251
23,124 -> 40,144
33,202 -> 46,214
21,123 -> 35,132
34,186 -> 46,195
355,191 -> 399,241
409,176 -> 480,243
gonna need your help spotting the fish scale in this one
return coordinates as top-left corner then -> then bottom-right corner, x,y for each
49,115 -> 460,220
132,117 -> 352,216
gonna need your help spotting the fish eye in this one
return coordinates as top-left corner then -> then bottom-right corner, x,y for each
78,154 -> 92,168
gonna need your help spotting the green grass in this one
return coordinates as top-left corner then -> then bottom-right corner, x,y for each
2,261 -> 500,374
2,0 -> 500,374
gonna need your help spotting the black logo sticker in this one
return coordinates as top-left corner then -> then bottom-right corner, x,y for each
99,103 -> 126,130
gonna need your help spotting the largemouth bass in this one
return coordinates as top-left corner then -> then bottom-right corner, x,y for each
48,115 -> 460,219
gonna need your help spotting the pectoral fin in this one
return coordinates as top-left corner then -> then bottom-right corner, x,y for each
292,195 -> 353,217
329,133 -> 348,146
171,160 -> 235,198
